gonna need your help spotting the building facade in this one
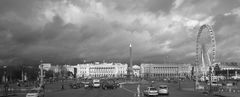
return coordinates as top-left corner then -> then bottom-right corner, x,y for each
213,62 -> 240,78
63,63 -> 191,79
140,63 -> 191,78
132,65 -> 141,77
179,64 -> 192,77
67,63 -> 128,78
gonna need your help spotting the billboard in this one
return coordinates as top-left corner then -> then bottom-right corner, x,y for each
39,63 -> 51,71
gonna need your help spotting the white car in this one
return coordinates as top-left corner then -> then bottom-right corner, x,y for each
26,88 -> 44,97
196,85 -> 205,90
208,81 -> 222,86
92,79 -> 101,88
83,81 -> 90,88
158,85 -> 169,95
200,76 -> 209,82
226,82 -> 233,87
93,81 -> 100,88
143,87 -> 158,96
231,76 -> 240,80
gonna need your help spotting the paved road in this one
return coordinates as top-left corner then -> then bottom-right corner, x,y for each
15,88 -> 133,97
121,83 -> 217,97
3,79 -> 240,97
14,83 -> 218,97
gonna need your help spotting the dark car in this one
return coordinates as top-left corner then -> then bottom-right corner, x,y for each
69,83 -> 74,88
114,82 -> 120,88
71,83 -> 78,89
101,79 -> 116,89
83,81 -> 92,89
70,82 -> 83,89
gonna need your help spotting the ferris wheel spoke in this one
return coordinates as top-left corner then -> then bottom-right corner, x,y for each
195,24 -> 217,77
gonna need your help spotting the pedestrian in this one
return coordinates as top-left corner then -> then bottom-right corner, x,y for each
41,84 -> 45,89
61,84 -> 64,90
4,83 -> 9,96
17,82 -> 20,87
150,81 -> 154,87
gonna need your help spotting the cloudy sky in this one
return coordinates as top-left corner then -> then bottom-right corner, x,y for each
0,0 -> 240,65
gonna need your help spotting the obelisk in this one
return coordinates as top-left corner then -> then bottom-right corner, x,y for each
127,43 -> 133,79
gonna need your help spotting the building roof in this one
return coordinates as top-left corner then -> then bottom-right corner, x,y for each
132,65 -> 140,69
218,62 -> 240,70
141,63 -> 183,67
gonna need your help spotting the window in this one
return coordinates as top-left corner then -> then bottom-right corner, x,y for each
159,86 -> 167,89
150,88 -> 157,91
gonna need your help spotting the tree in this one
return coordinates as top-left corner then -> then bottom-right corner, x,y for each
214,64 -> 221,75
67,71 -> 73,77
45,70 -> 54,79
59,66 -> 68,79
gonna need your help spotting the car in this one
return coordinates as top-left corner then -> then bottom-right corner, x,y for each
143,87 -> 158,96
158,85 -> 169,95
70,82 -> 83,89
81,80 -> 92,89
114,82 -> 120,88
92,79 -> 101,88
71,83 -> 78,89
200,76 -> 209,82
196,84 -> 205,90
231,76 -> 240,80
69,83 -> 76,89
83,81 -> 91,88
101,79 -> 115,89
77,82 -> 84,88
26,87 -> 44,97
226,82 -> 234,87
208,81 -> 222,87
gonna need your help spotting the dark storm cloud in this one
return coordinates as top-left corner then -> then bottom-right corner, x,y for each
0,0 -> 37,15
213,15 -> 238,32
211,0 -> 240,15
0,0 -> 240,66
98,0 -> 174,14
214,19 -> 240,62
145,0 -> 174,13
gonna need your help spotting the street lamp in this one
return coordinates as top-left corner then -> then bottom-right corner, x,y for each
178,67 -> 181,90
3,66 -> 7,82
3,66 -> 8,97
209,66 -> 212,95
21,64 -> 25,81
39,59 -> 44,88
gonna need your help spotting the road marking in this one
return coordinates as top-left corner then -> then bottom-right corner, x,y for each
137,85 -> 140,97
121,87 -> 136,94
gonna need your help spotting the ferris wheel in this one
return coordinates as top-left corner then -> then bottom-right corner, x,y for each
195,24 -> 216,75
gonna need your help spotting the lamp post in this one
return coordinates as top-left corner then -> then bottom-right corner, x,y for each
21,64 -> 24,81
3,66 -> 7,82
227,69 -> 229,80
40,59 -> 44,87
195,66 -> 199,91
3,66 -> 8,97
209,66 -> 212,95
178,67 -> 181,90
61,65 -> 65,90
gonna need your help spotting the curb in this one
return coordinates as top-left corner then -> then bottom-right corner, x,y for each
218,88 -> 240,93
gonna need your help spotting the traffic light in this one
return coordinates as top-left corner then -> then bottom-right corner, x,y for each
74,68 -> 77,78
191,67 -> 194,76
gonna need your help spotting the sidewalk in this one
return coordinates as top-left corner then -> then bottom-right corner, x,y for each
0,80 -> 73,96
180,79 -> 240,97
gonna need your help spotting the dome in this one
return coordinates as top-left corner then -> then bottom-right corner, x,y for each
132,65 -> 140,69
